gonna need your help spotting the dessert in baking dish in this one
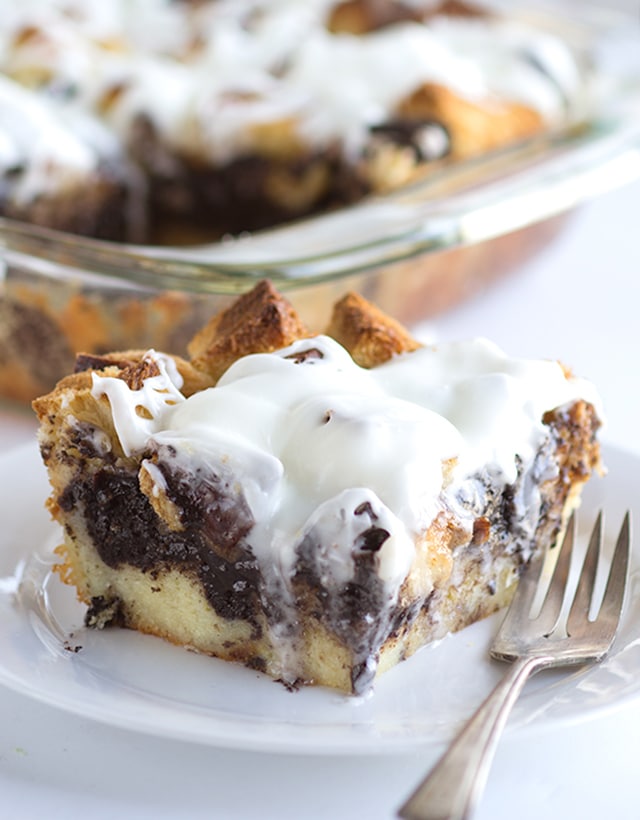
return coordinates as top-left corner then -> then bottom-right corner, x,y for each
0,0 -> 588,406
1,0 -> 584,239
0,73 -> 142,240
33,281 -> 602,694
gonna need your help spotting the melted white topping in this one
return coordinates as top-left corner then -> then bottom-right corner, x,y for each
91,351 -> 184,456
91,336 -> 599,603
0,0 -> 583,174
373,338 -> 598,482
0,74 -> 121,205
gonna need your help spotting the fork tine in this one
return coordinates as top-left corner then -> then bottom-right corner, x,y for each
399,510 -> 631,820
497,546 -> 546,635
566,511 -> 603,637
597,511 -> 630,627
533,512 -> 576,635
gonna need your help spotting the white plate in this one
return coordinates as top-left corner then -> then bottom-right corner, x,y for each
0,441 -> 638,755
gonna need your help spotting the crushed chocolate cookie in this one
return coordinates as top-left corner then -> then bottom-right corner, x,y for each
354,526 -> 390,553
471,516 -> 491,546
74,353 -> 131,374
85,595 -> 125,629
354,500 -> 378,519
68,455 -> 264,627
119,357 -> 162,391
369,119 -> 451,162
284,347 -> 325,364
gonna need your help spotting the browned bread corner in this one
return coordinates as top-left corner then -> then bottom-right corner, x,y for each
187,280 -> 310,383
326,290 -> 422,368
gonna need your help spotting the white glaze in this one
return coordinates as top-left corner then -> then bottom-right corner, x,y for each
373,337 -> 600,482
91,350 -> 184,457
91,336 -> 599,603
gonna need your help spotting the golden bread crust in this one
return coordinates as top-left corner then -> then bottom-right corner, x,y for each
397,82 -> 545,160
326,290 -> 421,367
328,0 -> 423,34
187,280 -> 310,382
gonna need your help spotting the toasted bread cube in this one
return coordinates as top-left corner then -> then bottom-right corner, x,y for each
187,280 -> 309,382
326,291 -> 421,368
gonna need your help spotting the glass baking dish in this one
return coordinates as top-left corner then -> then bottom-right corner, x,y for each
1,1 -> 639,404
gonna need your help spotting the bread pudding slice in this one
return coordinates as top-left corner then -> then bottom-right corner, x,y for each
33,281 -> 602,694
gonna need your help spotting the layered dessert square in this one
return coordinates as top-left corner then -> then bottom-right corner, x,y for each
33,281 -> 602,693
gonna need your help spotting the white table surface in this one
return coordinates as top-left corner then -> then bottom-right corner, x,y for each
1,178 -> 640,820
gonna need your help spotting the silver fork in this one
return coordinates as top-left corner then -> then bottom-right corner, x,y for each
398,510 -> 631,820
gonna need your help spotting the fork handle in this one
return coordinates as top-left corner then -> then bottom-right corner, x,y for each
398,654 -> 552,820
